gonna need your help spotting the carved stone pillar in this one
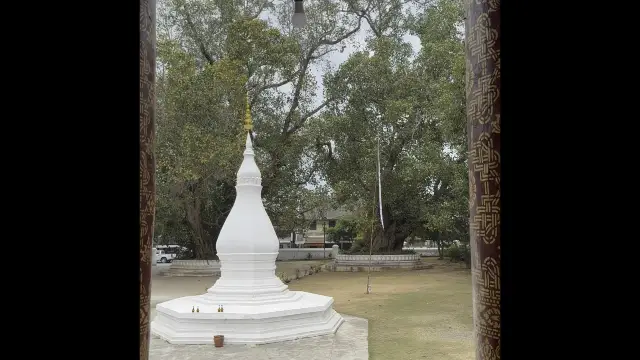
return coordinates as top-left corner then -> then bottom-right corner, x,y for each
465,0 -> 500,359
139,0 -> 156,359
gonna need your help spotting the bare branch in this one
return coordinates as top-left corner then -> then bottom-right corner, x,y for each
280,58 -> 312,134
310,48 -> 338,61
248,0 -> 272,19
180,3 -> 215,64
287,98 -> 332,135
250,71 -> 300,104
362,12 -> 381,37
281,14 -> 366,135
295,165 -> 319,186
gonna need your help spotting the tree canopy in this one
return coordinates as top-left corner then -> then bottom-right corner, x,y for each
315,0 -> 467,251
154,0 -> 469,257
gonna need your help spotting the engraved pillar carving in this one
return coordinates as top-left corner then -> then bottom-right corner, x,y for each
140,0 -> 156,359
465,0 -> 500,359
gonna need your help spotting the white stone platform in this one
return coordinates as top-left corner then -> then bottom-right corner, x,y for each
152,290 -> 344,344
162,260 -> 221,277
150,314 -> 368,360
333,254 -> 426,271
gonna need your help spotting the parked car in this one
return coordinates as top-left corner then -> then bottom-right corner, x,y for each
155,249 -> 176,263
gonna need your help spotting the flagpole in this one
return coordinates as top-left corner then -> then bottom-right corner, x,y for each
366,179 -> 374,294
366,134 -> 384,294
376,135 -> 386,251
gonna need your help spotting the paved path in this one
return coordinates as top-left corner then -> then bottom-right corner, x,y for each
150,315 -> 368,360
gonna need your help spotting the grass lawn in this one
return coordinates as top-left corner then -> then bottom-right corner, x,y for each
274,259 -> 330,278
151,258 -> 473,359
287,258 -> 474,360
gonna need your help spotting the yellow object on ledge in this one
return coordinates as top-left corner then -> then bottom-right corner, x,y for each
243,93 -> 253,132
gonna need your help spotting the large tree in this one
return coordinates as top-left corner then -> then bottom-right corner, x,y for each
154,0 -> 371,258
411,0 -> 468,256
315,0 -> 467,252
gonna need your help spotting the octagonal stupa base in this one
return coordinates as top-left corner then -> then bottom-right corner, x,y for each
151,291 -> 344,345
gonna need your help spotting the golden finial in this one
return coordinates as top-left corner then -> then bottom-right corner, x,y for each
192,306 -> 195,313
243,92 -> 253,132
196,306 -> 200,313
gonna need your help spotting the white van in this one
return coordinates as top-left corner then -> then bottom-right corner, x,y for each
156,249 -> 173,263
155,245 -> 185,263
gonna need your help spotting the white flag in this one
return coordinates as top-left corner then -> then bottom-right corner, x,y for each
377,136 -> 384,231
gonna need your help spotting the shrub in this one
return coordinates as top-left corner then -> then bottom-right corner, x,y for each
277,272 -> 291,284
446,243 -> 470,265
461,244 -> 471,268
446,244 -> 463,262
349,238 -> 368,253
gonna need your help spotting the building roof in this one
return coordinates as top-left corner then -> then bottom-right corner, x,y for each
304,206 -> 354,221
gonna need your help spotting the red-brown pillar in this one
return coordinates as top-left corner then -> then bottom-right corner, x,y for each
465,0 -> 500,359
140,0 -> 156,359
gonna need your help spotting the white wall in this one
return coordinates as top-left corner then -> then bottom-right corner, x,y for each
277,247 -> 441,260
277,248 -> 333,261
405,247 -> 440,257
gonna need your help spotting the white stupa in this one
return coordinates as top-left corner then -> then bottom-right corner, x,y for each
151,132 -> 344,345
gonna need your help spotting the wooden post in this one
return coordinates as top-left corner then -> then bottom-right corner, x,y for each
465,0 -> 500,359
139,0 -> 156,359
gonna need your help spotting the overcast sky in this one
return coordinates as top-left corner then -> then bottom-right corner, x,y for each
310,29 -> 422,106
259,8 -> 423,107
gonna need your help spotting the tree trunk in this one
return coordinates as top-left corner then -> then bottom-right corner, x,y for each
185,194 -> 215,259
367,221 -> 410,253
139,0 -> 155,358
365,204 -> 410,253
431,231 -> 444,259
392,232 -> 406,251
466,0 -> 501,358
464,246 -> 471,269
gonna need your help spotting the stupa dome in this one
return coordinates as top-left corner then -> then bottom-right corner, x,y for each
215,133 -> 279,254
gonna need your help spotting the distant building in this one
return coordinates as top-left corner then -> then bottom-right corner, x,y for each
274,207 -> 358,249
300,207 -> 353,248
276,232 -> 309,249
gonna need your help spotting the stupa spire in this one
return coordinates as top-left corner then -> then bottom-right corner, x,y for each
243,92 -> 253,132
244,132 -> 253,151
238,92 -> 258,184
237,132 -> 259,185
